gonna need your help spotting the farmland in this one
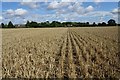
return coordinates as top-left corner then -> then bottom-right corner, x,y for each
2,27 -> 120,78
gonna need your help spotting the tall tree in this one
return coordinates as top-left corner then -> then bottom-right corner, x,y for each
8,21 -> 15,28
1,23 -> 5,28
93,22 -> 97,26
25,21 -> 30,28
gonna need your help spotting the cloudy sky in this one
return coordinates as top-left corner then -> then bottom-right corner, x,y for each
1,0 -> 120,24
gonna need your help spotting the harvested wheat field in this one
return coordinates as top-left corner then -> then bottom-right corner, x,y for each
2,27 -> 120,79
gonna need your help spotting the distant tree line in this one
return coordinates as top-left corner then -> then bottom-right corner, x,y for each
1,19 -> 119,28
1,21 -> 15,28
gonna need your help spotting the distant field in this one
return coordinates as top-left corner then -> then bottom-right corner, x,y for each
2,27 -> 120,78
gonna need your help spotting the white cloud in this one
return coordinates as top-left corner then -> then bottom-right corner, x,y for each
47,1 -> 70,9
93,0 -> 104,4
86,5 -> 94,12
67,2 -> 84,14
56,9 -> 68,14
15,8 -> 28,16
47,2 -> 94,15
0,16 -> 2,20
22,0 -> 43,2
62,0 -> 77,2
61,0 -> 88,2
2,0 -> 119,2
6,8 -> 28,16
94,0 -> 102,3
47,1 -> 59,9
22,0 -> 33,2
93,0 -> 119,2
0,16 -> 3,23
76,6 -> 84,14
84,11 -> 112,17
6,9 -> 14,16
68,3 -> 94,15
3,8 -> 28,23
20,2 -> 40,9
111,8 -> 120,14
82,11 -> 117,23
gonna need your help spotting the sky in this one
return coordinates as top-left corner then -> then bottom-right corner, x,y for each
0,0 -> 120,24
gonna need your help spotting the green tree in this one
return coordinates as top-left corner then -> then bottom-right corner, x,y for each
93,22 -> 97,26
25,21 -> 30,28
1,23 -> 5,28
50,21 -> 61,27
108,19 -> 116,26
29,21 -> 39,28
98,23 -> 102,26
101,22 -> 107,26
8,21 -> 15,28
